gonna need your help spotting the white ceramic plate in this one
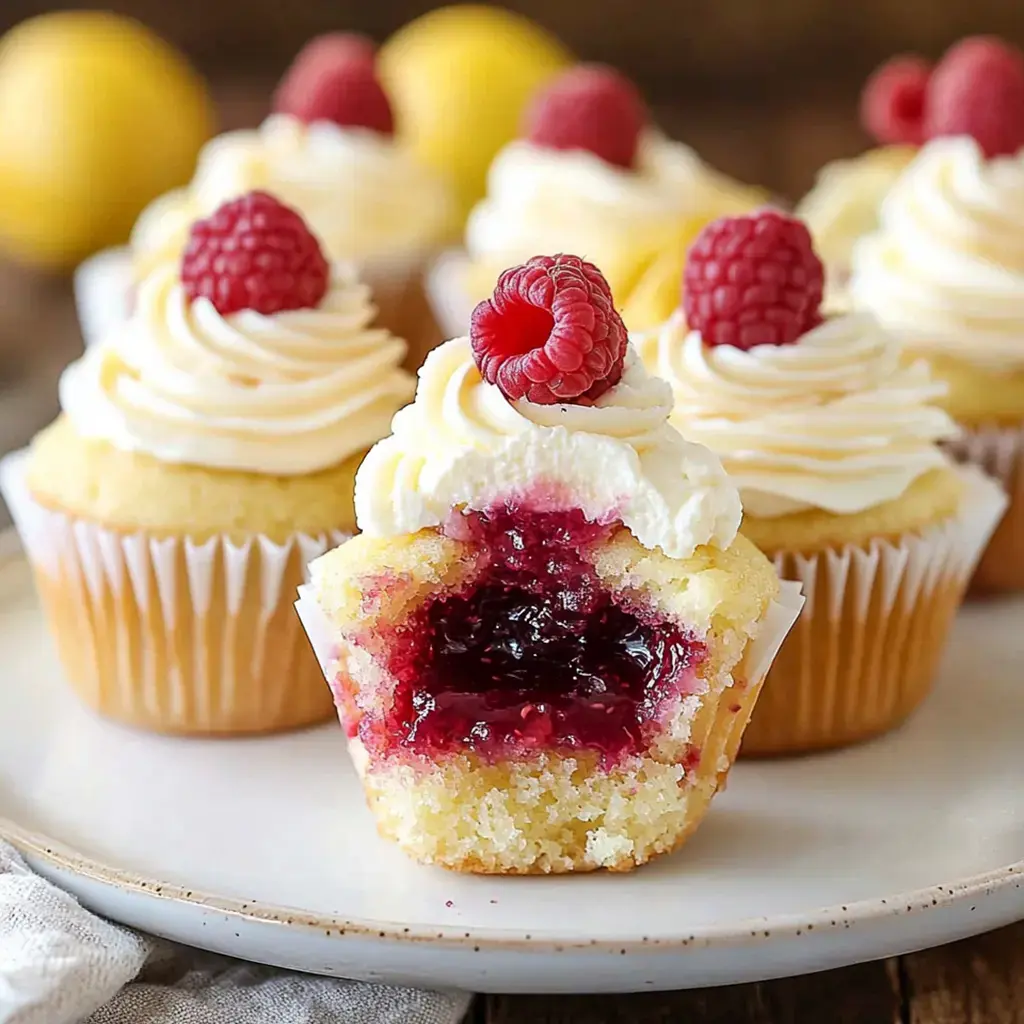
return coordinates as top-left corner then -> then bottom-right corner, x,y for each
1,528 -> 1022,994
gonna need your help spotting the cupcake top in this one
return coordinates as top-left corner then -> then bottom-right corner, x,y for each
63,192 -> 414,477
131,45 -> 451,273
464,66 -> 763,296
803,35 -> 1024,315
356,254 -> 742,558
796,145 -> 916,302
636,210 -> 958,518
850,136 -> 1024,370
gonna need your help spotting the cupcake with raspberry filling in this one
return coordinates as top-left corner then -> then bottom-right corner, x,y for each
427,65 -> 766,338
76,34 -> 452,369
637,211 -> 1005,755
850,40 -> 1024,592
1,192 -> 414,735
799,36 -> 1024,314
297,254 -> 803,873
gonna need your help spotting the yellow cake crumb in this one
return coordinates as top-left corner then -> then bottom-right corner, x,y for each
740,467 -> 965,555
311,523 -> 780,873
906,352 -> 1024,427
27,416 -> 362,542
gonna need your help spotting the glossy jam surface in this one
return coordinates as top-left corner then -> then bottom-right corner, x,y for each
370,505 -> 704,763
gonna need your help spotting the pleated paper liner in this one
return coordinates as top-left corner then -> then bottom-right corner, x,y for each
1,449 -> 348,736
741,467 -> 1007,758
424,248 -> 476,341
361,251 -> 444,375
296,578 -> 804,872
945,421 -> 1024,595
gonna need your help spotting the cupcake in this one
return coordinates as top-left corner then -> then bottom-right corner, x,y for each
799,36 -> 1024,314
850,40 -> 1024,593
1,191 -> 415,735
427,64 -> 766,339
76,34 -> 453,370
296,254 -> 803,873
636,210 -> 1006,756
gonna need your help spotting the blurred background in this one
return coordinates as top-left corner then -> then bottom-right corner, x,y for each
1,1 -> 1023,491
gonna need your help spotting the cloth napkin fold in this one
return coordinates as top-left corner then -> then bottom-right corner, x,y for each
0,842 -> 471,1024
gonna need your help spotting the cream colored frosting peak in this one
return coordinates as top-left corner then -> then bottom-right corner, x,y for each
635,311 -> 958,518
464,130 -> 763,293
850,136 -> 1024,370
355,337 -> 742,558
60,262 -> 415,476
131,114 -> 453,270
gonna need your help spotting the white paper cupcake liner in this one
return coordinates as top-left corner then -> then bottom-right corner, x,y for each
943,421 -> 1024,593
424,248 -> 475,340
1,449 -> 349,734
73,246 -> 133,348
741,465 -> 1007,756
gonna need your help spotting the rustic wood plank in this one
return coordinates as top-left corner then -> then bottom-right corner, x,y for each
903,922 -> 1024,1024
485,958 -> 902,1024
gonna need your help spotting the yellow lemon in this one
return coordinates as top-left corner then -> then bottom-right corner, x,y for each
0,12 -> 214,269
379,5 -> 571,224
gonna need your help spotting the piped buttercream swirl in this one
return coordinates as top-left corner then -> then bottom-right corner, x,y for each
60,262 -> 415,475
131,114 -> 453,272
850,136 -> 1024,370
635,311 -> 958,517
354,336 -> 742,557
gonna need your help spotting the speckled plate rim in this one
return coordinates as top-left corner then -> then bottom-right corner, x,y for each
2,526 -> 1023,956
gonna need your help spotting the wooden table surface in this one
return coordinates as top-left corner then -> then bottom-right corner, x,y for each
0,85 -> 1021,1023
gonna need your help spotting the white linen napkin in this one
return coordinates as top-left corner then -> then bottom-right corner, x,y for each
0,842 -> 471,1024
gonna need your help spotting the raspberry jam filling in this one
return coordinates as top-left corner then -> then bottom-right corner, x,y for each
366,505 -> 705,764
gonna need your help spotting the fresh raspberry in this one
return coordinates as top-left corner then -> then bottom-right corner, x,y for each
860,55 -> 931,146
683,211 -> 824,350
523,65 -> 646,170
924,36 -> 1024,158
181,191 -> 330,316
470,254 -> 628,405
272,33 -> 393,135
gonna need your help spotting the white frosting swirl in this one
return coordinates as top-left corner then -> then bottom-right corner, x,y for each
850,136 -> 1024,370
635,312 -> 958,517
60,262 -> 415,475
355,337 -> 742,558
465,131 -> 761,284
131,114 -> 452,269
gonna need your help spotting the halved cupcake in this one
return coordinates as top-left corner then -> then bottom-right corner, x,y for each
636,210 -> 1006,755
298,254 -> 802,873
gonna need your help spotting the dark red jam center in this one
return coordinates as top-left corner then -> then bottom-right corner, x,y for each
367,505 -> 704,764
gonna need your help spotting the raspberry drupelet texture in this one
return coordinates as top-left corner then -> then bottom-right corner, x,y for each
272,33 -> 394,135
470,254 -> 629,405
860,55 -> 931,146
683,210 -> 824,351
924,36 -> 1024,159
181,191 -> 330,316
523,64 -> 646,170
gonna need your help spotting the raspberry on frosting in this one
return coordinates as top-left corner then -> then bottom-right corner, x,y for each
522,64 -> 646,170
924,36 -> 1024,158
272,32 -> 394,135
683,210 -> 824,351
861,55 -> 931,146
181,191 -> 330,316
470,254 -> 628,405
860,36 -> 1024,159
